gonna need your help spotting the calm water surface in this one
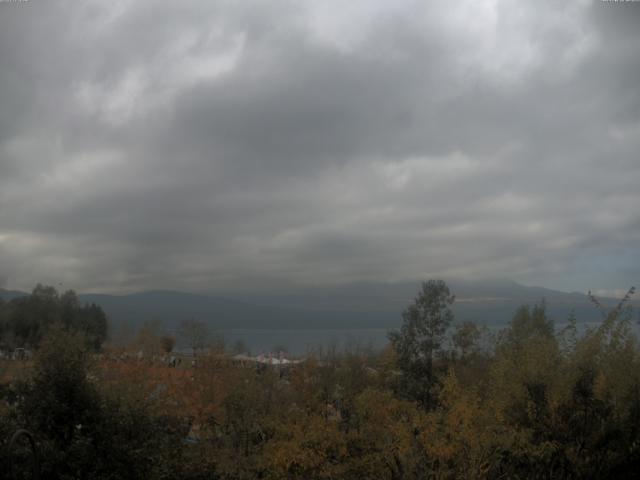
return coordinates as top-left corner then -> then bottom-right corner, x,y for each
218,321 -> 640,356
220,329 -> 390,356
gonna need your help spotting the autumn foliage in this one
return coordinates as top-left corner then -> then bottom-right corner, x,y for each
1,282 -> 639,479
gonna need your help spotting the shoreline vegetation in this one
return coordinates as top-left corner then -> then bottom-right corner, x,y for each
1,281 -> 639,479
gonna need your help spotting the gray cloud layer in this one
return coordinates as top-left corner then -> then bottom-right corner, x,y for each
1,0 -> 639,294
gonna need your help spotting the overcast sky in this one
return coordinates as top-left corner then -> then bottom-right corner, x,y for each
0,0 -> 639,296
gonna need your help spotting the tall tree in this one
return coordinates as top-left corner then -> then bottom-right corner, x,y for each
160,335 -> 176,354
499,301 -> 553,352
452,320 -> 482,360
179,318 -> 211,357
388,279 -> 455,408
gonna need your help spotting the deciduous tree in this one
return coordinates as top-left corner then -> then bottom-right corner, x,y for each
388,280 -> 455,408
179,318 -> 211,357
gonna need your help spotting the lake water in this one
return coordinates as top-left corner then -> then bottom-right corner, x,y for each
217,320 -> 640,357
219,328 -> 391,356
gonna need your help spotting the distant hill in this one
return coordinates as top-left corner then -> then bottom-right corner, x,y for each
0,288 -> 28,301
1,281 -> 636,331
221,279 -> 635,329
79,290 -> 326,330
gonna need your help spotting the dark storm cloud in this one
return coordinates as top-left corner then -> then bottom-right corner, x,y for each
0,0 -> 639,294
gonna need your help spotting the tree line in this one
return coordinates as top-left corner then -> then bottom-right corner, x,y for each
0,284 -> 108,351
